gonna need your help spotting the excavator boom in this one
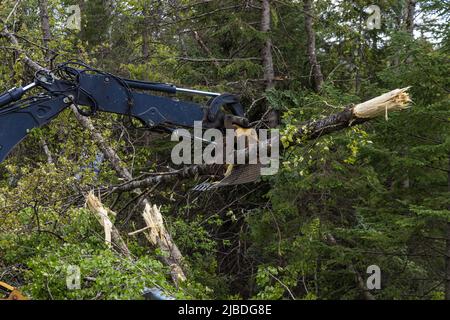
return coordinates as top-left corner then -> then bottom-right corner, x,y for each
0,61 -> 257,187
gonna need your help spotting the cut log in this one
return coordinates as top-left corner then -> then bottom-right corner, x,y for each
141,202 -> 187,284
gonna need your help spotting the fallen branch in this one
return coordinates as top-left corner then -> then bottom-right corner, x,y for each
141,202 -> 186,284
112,164 -> 221,192
294,87 -> 411,141
248,87 -> 412,155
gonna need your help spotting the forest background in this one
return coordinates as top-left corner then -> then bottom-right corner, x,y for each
0,0 -> 449,300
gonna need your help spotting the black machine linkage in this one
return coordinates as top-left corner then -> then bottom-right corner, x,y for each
0,61 -> 249,162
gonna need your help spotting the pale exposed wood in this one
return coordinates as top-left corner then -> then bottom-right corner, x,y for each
352,87 -> 411,119
40,138 -> 54,164
142,202 -> 187,284
85,191 -> 131,258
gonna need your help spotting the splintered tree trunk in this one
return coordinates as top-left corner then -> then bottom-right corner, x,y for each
295,88 -> 411,139
71,106 -> 187,284
86,192 -> 132,258
141,203 -> 187,284
256,87 -> 411,151
303,0 -> 324,92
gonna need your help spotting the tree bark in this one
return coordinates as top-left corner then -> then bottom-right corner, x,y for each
303,0 -> 324,92
37,0 -> 54,163
260,0 -> 279,128
404,0 -> 416,35
70,106 -> 134,180
86,192 -> 132,258
142,1 -> 151,59
40,138 -> 54,164
38,0 -> 52,64
261,0 -> 274,90
112,164 -> 217,192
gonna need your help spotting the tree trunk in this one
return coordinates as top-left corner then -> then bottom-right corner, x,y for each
141,202 -> 187,284
142,1 -> 151,59
37,0 -> 55,163
38,0 -> 52,64
260,0 -> 279,127
86,192 -> 132,258
40,138 -> 54,164
404,0 -> 416,35
261,0 -> 274,90
303,0 -> 324,92
142,23 -> 150,59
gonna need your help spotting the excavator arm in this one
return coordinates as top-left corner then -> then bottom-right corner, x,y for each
0,61 -> 249,163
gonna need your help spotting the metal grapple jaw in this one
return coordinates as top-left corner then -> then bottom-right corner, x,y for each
192,126 -> 272,191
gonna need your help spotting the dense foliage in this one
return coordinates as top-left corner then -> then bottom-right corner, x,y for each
0,0 -> 448,300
